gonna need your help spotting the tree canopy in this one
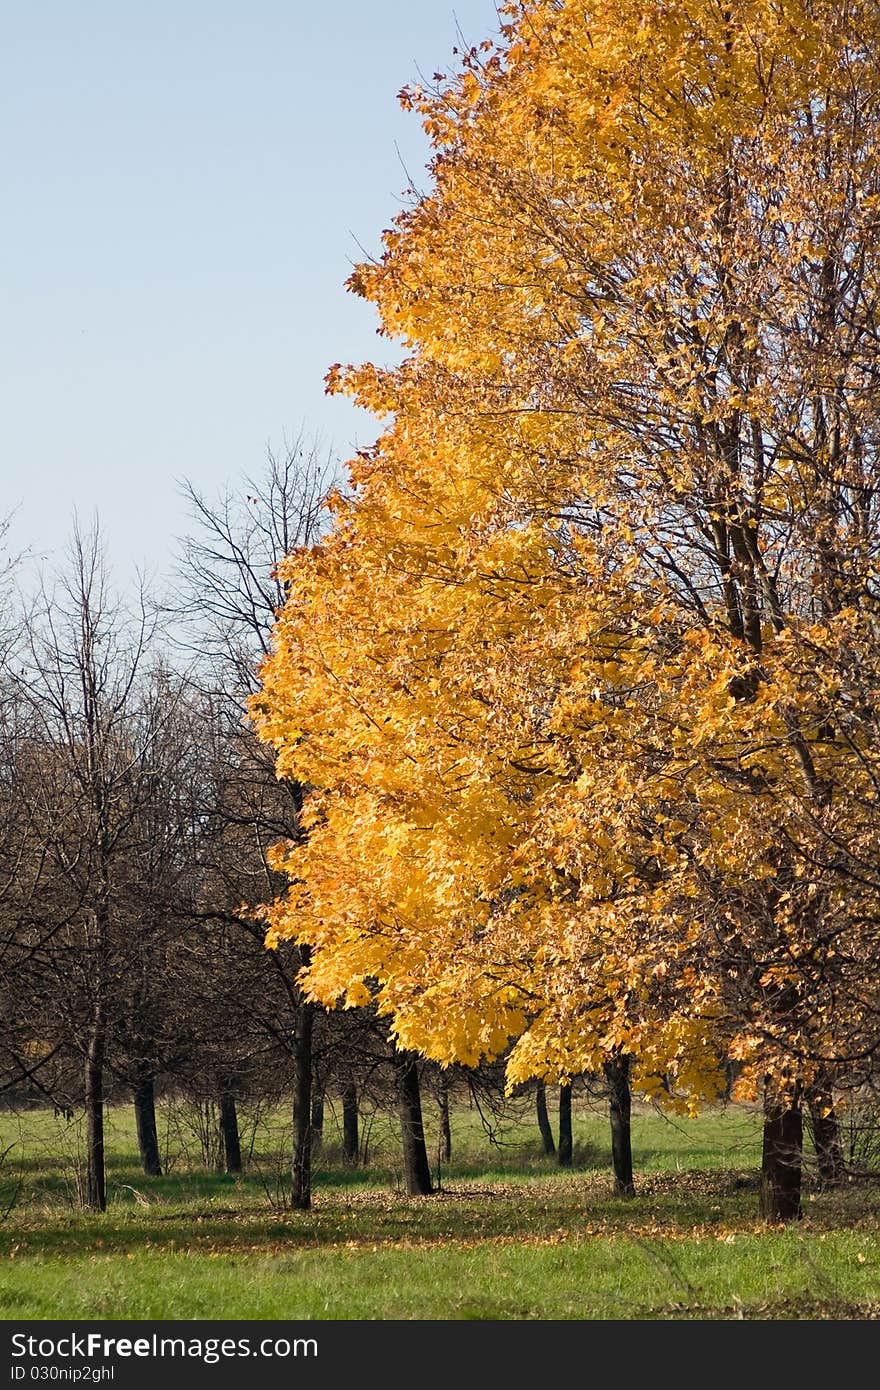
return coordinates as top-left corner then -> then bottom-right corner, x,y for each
252,0 -> 880,1121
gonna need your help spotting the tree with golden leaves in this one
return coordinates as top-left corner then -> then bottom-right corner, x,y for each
253,0 -> 880,1220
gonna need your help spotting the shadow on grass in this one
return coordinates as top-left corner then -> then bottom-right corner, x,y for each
14,1147 -> 612,1213
2,1166 -> 843,1259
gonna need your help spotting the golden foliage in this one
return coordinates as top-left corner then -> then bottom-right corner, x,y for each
252,0 -> 880,1107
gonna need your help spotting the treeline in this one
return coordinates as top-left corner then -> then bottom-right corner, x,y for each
0,439 -> 668,1214
0,440 -> 461,1210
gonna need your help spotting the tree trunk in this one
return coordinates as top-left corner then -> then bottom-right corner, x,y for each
311,1084 -> 325,1154
807,1082 -> 843,1188
760,1080 -> 803,1222
438,1071 -> 452,1162
604,1053 -> 635,1197
558,1082 -> 573,1167
292,998 -> 314,1210
342,1082 -> 359,1165
84,1021 -> 106,1211
219,1088 -> 242,1175
391,1046 -> 433,1195
536,1080 -> 556,1156
133,1065 -> 161,1177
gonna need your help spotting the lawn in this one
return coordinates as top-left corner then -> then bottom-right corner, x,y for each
0,1096 -> 878,1319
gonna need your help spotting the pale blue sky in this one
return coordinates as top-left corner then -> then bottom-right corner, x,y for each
1,1 -> 502,581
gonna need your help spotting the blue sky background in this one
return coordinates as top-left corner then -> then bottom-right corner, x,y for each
1,1 -> 502,584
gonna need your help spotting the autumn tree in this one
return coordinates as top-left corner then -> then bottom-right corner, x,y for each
253,0 -> 880,1222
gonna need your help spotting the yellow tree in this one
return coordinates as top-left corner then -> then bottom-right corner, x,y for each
253,0 -> 880,1219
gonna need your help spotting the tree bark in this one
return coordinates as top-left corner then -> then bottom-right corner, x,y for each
806,1082 -> 843,1188
536,1080 -> 556,1156
84,1020 -> 106,1211
219,1088 -> 242,1175
133,1065 -> 162,1177
760,1079 -> 803,1222
292,999 -> 314,1210
558,1082 -> 573,1167
605,1053 -> 635,1196
341,1082 -> 359,1165
391,1046 -> 433,1195
311,1084 -> 325,1153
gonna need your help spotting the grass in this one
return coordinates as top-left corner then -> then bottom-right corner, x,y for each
0,1096 -> 878,1319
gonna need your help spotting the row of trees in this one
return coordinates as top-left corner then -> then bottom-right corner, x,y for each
252,0 -> 880,1221
0,441 -> 458,1209
0,437 -> 655,1213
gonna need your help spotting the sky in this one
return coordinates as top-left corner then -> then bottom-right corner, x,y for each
1,1 -> 503,586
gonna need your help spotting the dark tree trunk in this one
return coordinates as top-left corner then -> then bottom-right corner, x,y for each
342,1082 -> 359,1165
311,1084 -> 325,1153
722,1057 -> 739,1101
558,1083 -> 573,1167
133,1065 -> 162,1177
536,1080 -> 556,1156
391,1047 -> 433,1195
604,1053 -> 635,1196
84,1022 -> 106,1211
438,1071 -> 452,1162
807,1083 -> 843,1188
760,1081 -> 803,1222
219,1088 -> 242,1175
292,999 -> 314,1210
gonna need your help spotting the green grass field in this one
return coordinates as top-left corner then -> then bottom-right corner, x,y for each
1,1096 -> 878,1319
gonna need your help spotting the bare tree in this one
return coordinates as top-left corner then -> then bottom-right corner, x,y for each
175,430 -> 338,696
175,431 -> 340,1208
10,519 -> 172,1209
